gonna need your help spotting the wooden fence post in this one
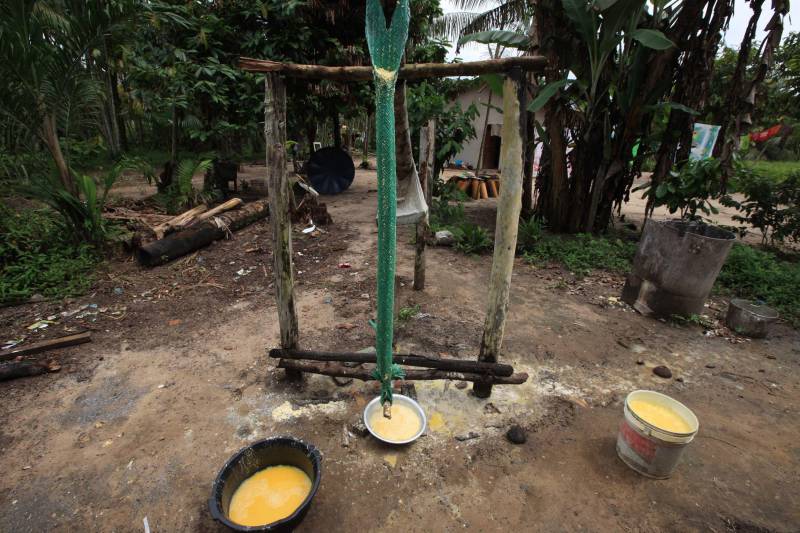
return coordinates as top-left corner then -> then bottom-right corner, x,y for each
265,73 -> 300,379
474,71 -> 526,399
413,119 -> 435,291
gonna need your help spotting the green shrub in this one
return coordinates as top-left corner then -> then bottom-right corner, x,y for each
158,158 -> 213,214
634,158 -> 722,219
523,233 -> 636,276
722,169 -> 800,244
517,216 -> 543,253
0,205 -> 98,304
716,244 -> 800,326
453,223 -> 492,255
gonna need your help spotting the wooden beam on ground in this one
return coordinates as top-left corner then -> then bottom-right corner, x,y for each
474,71 -> 527,399
277,359 -> 528,385
269,348 -> 515,376
265,73 -> 300,378
414,119 -> 435,291
0,332 -> 91,362
238,56 -> 547,80
0,361 -> 48,382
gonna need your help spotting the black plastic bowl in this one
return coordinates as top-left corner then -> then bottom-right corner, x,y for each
208,437 -> 322,532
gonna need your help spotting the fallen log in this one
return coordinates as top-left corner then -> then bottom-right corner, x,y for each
136,200 -> 269,266
0,361 -> 47,382
277,359 -> 529,385
0,332 -> 91,362
269,348 -> 515,376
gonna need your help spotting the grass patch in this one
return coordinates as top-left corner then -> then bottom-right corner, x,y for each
523,233 -> 637,276
0,205 -> 99,304
715,243 -> 800,326
397,304 -> 421,322
742,160 -> 800,183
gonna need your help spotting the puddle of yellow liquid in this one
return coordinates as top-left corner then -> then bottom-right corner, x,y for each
228,465 -> 312,527
369,403 -> 422,441
428,411 -> 446,432
629,399 -> 692,433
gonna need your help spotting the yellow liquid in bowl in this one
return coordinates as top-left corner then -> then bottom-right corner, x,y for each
368,403 -> 422,441
228,465 -> 312,527
629,399 -> 692,433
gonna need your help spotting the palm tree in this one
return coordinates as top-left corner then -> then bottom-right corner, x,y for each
0,0 -> 130,194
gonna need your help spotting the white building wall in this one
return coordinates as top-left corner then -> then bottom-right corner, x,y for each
452,84 -> 544,171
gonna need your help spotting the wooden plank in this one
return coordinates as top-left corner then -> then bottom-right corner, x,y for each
268,348 -> 515,376
277,359 -> 528,385
265,73 -> 300,371
0,332 -> 91,362
474,71 -> 527,399
239,56 -> 547,80
414,119 -> 435,291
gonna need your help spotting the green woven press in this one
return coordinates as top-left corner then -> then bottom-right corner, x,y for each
365,0 -> 410,411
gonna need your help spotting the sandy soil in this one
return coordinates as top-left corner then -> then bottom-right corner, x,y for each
1,165 -> 799,532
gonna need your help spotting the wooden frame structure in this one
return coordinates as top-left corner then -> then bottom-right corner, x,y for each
240,55 -> 546,398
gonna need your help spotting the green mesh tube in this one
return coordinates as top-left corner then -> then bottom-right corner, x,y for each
365,0 -> 410,406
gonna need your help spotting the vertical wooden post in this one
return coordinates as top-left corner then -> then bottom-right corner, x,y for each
413,119 -> 435,291
265,74 -> 300,379
474,71 -> 526,399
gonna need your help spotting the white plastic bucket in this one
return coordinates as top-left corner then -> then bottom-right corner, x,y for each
616,390 -> 699,479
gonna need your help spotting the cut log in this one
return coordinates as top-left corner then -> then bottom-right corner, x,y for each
269,348 -> 515,376
179,198 -> 243,228
0,361 -> 48,382
277,359 -> 528,385
136,200 -> 268,266
0,332 -> 91,362
479,181 -> 489,199
153,205 -> 208,239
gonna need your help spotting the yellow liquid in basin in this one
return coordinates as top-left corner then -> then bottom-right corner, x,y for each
228,465 -> 312,527
629,399 -> 692,433
369,403 -> 422,441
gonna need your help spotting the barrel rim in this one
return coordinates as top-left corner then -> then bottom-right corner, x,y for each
624,390 -> 699,440
651,218 -> 735,242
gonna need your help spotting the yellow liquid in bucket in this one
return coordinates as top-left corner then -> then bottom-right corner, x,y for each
228,465 -> 311,527
629,399 -> 692,433
369,403 -> 422,441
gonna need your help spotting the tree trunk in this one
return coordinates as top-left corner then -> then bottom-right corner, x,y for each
332,112 -> 342,149
170,102 -> 178,166
474,73 -> 526,399
362,111 -> 371,165
42,114 -> 75,195
393,80 -> 416,188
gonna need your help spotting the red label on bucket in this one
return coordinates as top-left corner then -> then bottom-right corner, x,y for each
620,420 -> 656,462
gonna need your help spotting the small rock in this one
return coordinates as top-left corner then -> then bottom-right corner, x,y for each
653,365 -> 672,379
766,355 -> 776,360
29,294 -> 45,302
360,293 -> 370,300
113,287 -> 124,296
433,230 -> 455,246
332,376 -> 353,386
350,419 -> 369,437
455,381 -> 468,390
506,425 -> 526,444
675,377 -> 684,382
636,358 -> 644,365
236,425 -> 252,438
455,431 -> 479,442
705,363 -> 716,369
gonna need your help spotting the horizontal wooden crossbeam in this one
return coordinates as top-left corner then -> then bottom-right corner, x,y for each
238,56 -> 547,80
269,348 -> 515,376
277,359 -> 529,385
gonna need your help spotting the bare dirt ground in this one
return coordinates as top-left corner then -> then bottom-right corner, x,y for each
1,165 -> 799,532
